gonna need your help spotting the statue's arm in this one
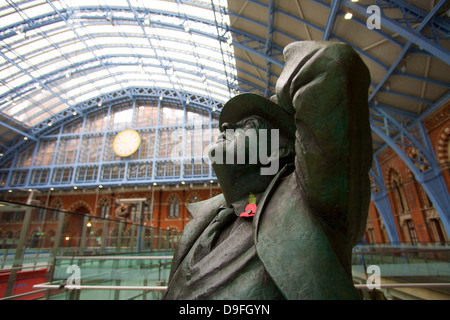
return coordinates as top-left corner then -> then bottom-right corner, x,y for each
276,41 -> 372,238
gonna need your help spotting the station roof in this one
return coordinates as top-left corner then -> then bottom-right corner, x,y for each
0,0 -> 449,157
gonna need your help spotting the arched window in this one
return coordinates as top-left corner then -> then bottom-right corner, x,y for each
428,218 -> 447,244
51,199 -> 63,220
187,192 -> 201,203
98,198 -> 110,218
168,195 -> 180,218
436,127 -> 450,169
405,219 -> 418,245
37,208 -> 45,220
389,170 -> 409,214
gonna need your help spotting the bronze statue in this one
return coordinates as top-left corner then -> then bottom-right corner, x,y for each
163,41 -> 372,299
115,203 -> 131,220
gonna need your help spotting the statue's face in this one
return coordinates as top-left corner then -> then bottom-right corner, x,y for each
207,116 -> 279,175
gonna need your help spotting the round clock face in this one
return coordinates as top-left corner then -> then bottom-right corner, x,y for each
112,129 -> 141,157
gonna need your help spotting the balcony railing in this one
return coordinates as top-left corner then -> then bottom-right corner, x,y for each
0,200 -> 180,299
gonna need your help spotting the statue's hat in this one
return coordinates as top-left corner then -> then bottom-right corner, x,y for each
219,93 -> 296,142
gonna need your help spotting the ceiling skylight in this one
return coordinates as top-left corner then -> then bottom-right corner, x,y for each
0,0 -> 237,127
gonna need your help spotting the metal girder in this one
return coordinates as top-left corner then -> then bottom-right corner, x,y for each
44,1 -> 133,101
230,27 -> 284,68
342,0 -> 450,65
369,0 -> 448,102
236,0 -> 447,90
375,91 -> 450,157
369,157 -> 400,243
0,4 -> 247,124
264,0 -> 276,97
0,44 -> 235,117
0,120 -> 37,142
0,93 -> 219,191
4,54 -> 262,132
210,0 -> 237,97
127,0 -> 183,106
323,0 -> 341,40
371,104 -> 450,236
0,49 -> 74,119
5,1 -> 437,116
3,4 -> 241,131
0,86 -> 224,167
417,90 -> 450,122
380,0 -> 450,37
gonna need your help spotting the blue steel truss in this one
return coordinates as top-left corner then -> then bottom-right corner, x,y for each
0,86 -> 222,164
0,91 -> 220,190
370,156 -> 400,243
2,0 -> 447,137
0,0 -> 449,235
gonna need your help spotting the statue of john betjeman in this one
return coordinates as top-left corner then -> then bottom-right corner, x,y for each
163,41 -> 373,300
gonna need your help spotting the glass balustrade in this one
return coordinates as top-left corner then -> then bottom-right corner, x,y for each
2,199 -> 450,300
0,200 -> 180,300
352,244 -> 450,299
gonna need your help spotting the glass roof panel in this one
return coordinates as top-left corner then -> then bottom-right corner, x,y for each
0,0 -> 235,129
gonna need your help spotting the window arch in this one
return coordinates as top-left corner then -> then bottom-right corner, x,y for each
98,197 -> 111,219
428,218 -> 448,244
437,126 -> 450,169
50,198 -> 63,220
388,169 -> 409,214
405,219 -> 419,244
167,194 -> 180,218
187,192 -> 201,203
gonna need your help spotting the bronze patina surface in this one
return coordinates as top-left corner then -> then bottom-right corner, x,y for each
163,41 -> 372,300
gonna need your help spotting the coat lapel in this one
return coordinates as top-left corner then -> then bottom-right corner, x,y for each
253,171 -> 360,299
252,164 -> 293,243
168,193 -> 226,280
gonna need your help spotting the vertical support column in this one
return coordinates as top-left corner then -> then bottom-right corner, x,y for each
372,191 -> 400,244
130,224 -> 136,251
79,215 -> 89,256
4,207 -> 32,297
152,98 -> 162,182
150,185 -> 155,227
137,201 -> 144,252
116,221 -> 125,254
44,209 -> 65,289
370,157 -> 400,244
70,113 -> 86,187
100,218 -> 108,254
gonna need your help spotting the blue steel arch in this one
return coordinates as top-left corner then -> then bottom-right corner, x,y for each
0,88 -> 221,190
0,0 -> 449,239
230,0 -> 450,239
370,157 -> 400,244
3,0 -> 447,131
0,2 -> 240,129
0,87 -> 223,166
370,102 -> 450,237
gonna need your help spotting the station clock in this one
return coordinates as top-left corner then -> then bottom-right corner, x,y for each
112,129 -> 141,157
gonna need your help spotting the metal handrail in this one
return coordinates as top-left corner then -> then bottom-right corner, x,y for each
55,255 -> 173,260
34,283 -> 168,291
32,282 -> 450,294
354,283 -> 450,289
0,289 -> 47,300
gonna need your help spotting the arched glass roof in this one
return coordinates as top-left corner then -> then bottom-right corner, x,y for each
0,0 -> 236,129
0,0 -> 449,159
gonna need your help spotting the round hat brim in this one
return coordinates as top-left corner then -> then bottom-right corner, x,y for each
219,93 -> 295,141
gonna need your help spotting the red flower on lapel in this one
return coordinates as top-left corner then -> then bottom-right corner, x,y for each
240,193 -> 257,218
